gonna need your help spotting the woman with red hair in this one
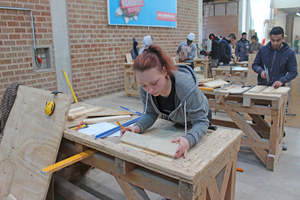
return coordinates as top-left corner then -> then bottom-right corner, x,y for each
121,45 -> 210,158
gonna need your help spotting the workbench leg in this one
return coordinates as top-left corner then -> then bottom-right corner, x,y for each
115,177 -> 150,200
226,111 -> 268,166
224,158 -> 237,200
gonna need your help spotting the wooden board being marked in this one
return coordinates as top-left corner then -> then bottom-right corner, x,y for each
121,132 -> 179,158
271,87 -> 290,94
262,87 -> 275,94
0,86 -> 72,200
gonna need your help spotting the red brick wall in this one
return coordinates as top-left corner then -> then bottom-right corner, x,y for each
0,0 -> 57,96
0,0 -> 199,101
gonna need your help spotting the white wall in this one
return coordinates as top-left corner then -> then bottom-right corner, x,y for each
274,10 -> 287,31
271,0 -> 300,9
293,17 -> 300,47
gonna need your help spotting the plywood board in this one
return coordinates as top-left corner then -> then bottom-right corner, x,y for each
202,79 -> 229,88
121,132 -> 180,158
68,107 -> 102,120
0,86 -> 72,200
246,54 -> 258,86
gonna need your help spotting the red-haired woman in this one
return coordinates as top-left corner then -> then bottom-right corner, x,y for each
121,45 -> 210,159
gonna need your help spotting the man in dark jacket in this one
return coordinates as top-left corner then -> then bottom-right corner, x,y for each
235,32 -> 250,61
218,33 -> 236,65
207,33 -> 219,77
252,26 -> 298,150
130,37 -> 139,60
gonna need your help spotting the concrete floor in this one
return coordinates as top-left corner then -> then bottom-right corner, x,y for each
57,80 -> 300,199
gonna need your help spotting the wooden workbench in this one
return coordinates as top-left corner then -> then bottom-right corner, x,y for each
61,103 -> 242,199
201,85 -> 290,171
194,58 -> 210,78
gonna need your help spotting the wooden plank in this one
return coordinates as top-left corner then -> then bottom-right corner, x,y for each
115,178 -> 150,200
0,86 -> 72,200
41,149 -> 98,175
246,54 -> 258,86
82,115 -> 132,124
68,107 -> 102,120
121,132 -> 179,158
247,85 -> 267,93
262,87 -> 275,94
7,194 -> 18,200
69,107 -> 86,113
54,174 -> 100,200
202,79 -> 229,88
87,111 -> 132,117
270,87 -> 290,94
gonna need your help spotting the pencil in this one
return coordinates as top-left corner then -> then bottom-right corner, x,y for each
116,120 -> 125,130
75,122 -> 83,131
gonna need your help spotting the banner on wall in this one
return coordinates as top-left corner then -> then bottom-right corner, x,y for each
107,0 -> 177,28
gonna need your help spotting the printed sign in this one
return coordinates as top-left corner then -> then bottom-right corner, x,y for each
108,0 -> 177,28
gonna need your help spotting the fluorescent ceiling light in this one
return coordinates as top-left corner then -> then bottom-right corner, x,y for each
297,12 -> 300,17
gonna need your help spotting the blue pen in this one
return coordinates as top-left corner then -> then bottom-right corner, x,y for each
95,117 -> 141,139
120,106 -> 143,115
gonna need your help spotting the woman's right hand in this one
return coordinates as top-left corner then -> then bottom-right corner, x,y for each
120,125 -> 140,137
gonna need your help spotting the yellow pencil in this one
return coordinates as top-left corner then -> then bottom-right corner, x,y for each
116,120 -> 125,130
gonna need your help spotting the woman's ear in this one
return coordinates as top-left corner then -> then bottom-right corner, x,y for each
162,66 -> 168,76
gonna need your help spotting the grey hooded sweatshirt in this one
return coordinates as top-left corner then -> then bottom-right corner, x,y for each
135,65 -> 210,148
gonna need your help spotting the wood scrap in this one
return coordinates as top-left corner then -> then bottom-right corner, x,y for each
121,132 -> 179,158
87,111 -> 132,118
271,87 -> 290,94
68,107 -> 102,120
82,115 -> 132,125
202,79 -> 229,88
69,106 -> 86,113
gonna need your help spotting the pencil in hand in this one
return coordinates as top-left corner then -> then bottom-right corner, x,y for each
116,120 -> 125,130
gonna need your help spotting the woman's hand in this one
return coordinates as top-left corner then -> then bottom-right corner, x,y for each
120,125 -> 140,137
172,137 -> 190,159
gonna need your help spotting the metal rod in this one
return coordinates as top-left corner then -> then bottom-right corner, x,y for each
0,6 -> 36,50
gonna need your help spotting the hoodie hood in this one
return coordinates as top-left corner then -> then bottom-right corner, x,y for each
174,65 -> 198,102
265,41 -> 289,52
139,35 -> 152,55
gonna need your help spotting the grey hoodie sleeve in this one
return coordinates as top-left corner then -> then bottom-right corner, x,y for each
135,85 -> 159,133
183,90 -> 209,148
189,44 -> 197,60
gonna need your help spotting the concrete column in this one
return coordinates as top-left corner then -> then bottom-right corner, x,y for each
50,0 -> 73,95
286,14 -> 294,46
238,0 -> 247,36
198,0 -> 203,48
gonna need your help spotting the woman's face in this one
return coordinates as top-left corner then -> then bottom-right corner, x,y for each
136,66 -> 168,97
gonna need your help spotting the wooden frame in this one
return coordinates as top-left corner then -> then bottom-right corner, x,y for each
194,58 -> 210,78
202,86 -> 289,171
61,108 -> 242,199
123,62 -> 139,97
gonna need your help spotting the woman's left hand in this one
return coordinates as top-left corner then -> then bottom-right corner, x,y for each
172,137 -> 190,159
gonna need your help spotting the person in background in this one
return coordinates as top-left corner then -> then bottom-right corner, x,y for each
130,37 -> 140,60
249,35 -> 262,54
207,33 -> 219,77
139,35 -> 153,55
121,45 -> 210,159
294,36 -> 299,53
176,33 -> 197,70
235,32 -> 250,61
252,26 -> 298,151
218,33 -> 236,65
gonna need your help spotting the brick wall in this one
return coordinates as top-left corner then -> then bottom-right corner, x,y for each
0,0 -> 200,100
0,0 -> 57,96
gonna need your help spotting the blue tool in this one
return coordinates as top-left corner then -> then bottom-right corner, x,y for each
94,117 -> 141,139
120,106 -> 143,115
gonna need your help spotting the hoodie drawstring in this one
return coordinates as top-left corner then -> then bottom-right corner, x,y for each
184,101 -> 187,135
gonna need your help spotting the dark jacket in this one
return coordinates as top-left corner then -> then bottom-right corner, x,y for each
252,42 -> 298,86
219,37 -> 232,64
130,37 -> 139,60
235,38 -> 250,61
209,37 -> 219,59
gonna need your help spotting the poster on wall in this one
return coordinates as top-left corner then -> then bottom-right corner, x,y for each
107,0 -> 177,28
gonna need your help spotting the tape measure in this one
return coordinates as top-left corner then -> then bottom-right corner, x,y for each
45,91 -> 62,116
